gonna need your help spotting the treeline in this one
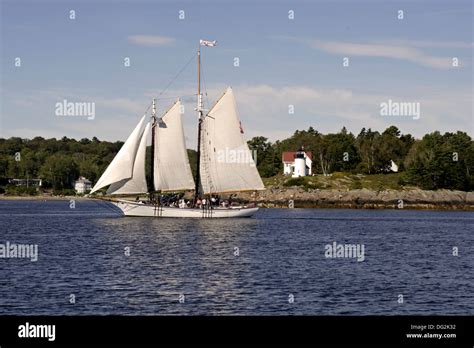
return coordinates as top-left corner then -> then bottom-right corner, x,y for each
0,125 -> 473,193
248,126 -> 474,191
0,136 -> 198,194
0,137 -> 123,191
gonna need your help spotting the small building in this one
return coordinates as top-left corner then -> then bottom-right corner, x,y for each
282,148 -> 313,177
390,160 -> 399,172
9,178 -> 42,187
74,176 -> 92,194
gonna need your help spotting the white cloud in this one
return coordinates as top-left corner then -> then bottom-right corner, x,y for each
2,84 -> 472,146
275,36 -> 468,69
162,84 -> 472,145
128,35 -> 175,47
372,39 -> 474,49
307,39 -> 455,69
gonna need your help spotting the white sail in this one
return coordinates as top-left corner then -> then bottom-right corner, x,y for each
107,122 -> 150,195
200,87 -> 264,194
90,115 -> 147,194
154,100 -> 195,192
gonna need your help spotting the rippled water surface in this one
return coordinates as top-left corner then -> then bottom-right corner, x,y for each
0,200 -> 472,315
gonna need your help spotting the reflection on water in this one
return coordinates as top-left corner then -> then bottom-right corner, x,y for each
0,200 -> 473,315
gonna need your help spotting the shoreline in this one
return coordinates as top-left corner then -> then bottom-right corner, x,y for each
256,201 -> 473,211
244,187 -> 474,211
0,195 -> 91,201
1,188 -> 473,210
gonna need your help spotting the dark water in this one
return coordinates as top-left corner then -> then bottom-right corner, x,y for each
0,200 -> 472,315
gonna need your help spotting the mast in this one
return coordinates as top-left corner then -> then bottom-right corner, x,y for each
150,98 -> 157,200
194,46 -> 203,203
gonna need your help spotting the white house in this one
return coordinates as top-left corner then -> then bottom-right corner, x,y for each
282,148 -> 313,177
75,176 -> 92,194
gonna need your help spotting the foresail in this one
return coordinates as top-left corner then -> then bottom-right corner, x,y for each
154,100 -> 195,191
107,122 -> 150,195
90,115 -> 147,194
200,87 -> 264,194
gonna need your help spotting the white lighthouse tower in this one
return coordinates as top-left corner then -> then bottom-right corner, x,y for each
293,146 -> 307,177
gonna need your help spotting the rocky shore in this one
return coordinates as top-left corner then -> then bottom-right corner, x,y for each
2,188 -> 473,210
238,187 -> 474,210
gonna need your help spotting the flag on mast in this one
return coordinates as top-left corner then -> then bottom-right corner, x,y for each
200,39 -> 217,47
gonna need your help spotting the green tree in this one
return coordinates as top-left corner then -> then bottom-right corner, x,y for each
39,154 -> 79,189
248,136 -> 280,177
356,126 -> 413,173
0,154 -> 10,177
320,130 -> 360,173
404,132 -> 472,190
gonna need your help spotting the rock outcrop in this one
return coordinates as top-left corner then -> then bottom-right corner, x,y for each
236,187 -> 474,210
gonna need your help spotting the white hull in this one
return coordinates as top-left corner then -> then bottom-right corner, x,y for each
111,200 -> 259,218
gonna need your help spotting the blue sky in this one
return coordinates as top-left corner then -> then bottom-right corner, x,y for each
1,0 -> 472,146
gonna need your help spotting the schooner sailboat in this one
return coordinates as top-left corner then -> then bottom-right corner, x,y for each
89,40 -> 264,218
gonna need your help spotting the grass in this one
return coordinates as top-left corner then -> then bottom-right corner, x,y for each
263,172 -> 407,191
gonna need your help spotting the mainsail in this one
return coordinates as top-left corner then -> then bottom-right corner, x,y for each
200,87 -> 264,194
154,100 -> 195,192
90,115 -> 147,194
107,122 -> 150,195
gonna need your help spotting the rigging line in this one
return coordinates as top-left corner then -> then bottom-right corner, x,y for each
156,51 -> 197,99
141,52 -> 197,116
